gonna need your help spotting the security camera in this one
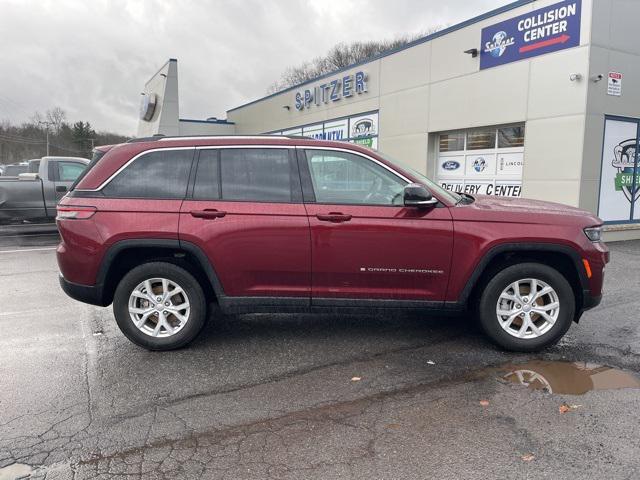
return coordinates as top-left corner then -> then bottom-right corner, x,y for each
569,73 -> 582,81
590,74 -> 604,82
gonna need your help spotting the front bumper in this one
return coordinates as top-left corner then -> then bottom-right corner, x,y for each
582,291 -> 602,310
59,274 -> 107,307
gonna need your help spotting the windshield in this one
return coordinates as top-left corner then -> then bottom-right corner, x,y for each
376,151 -> 462,204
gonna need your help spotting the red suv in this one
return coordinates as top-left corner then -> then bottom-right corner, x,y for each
57,136 -> 609,352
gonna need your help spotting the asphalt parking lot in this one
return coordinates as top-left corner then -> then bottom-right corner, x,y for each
0,232 -> 639,480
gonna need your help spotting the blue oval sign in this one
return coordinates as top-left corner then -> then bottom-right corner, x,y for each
442,160 -> 460,171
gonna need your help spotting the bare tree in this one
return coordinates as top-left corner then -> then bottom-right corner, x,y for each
46,107 -> 67,134
267,27 -> 445,93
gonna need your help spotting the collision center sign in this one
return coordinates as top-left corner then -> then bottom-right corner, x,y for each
480,0 -> 581,70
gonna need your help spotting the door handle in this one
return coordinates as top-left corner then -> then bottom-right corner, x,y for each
316,212 -> 352,223
56,186 -> 68,193
190,209 -> 227,219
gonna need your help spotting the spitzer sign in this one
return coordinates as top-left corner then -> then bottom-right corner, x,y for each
480,0 -> 581,70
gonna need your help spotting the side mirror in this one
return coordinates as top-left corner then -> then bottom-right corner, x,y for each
403,183 -> 438,208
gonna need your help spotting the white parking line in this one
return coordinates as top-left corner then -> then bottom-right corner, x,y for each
0,247 -> 57,254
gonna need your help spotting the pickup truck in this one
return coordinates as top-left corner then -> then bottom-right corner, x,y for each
0,156 -> 89,224
0,161 -> 36,176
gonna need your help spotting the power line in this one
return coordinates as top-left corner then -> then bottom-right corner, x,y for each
0,134 -> 45,145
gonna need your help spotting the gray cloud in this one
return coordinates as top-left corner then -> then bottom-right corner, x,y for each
0,0 -> 507,135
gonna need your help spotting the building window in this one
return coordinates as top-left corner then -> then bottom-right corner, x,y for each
436,124 -> 525,198
498,125 -> 525,148
438,132 -> 465,152
466,127 -> 497,150
267,111 -> 379,150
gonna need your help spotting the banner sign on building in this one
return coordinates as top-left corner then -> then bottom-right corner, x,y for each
597,118 -> 640,223
480,0 -> 581,70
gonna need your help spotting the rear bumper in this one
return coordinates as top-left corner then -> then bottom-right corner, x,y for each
58,274 -> 107,307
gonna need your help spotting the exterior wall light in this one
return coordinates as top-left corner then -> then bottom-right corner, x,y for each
282,105 -> 291,111
464,48 -> 479,57
569,73 -> 582,81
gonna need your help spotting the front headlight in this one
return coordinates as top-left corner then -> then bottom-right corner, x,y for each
584,226 -> 603,242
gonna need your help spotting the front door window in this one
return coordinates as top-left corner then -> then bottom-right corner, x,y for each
305,150 -> 405,206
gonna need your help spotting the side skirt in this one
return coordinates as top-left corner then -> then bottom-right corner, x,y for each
217,296 -> 465,315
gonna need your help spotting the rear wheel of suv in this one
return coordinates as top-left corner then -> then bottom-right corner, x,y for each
113,262 -> 207,350
477,263 -> 575,352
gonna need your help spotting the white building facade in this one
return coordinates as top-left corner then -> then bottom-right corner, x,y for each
137,0 -> 640,240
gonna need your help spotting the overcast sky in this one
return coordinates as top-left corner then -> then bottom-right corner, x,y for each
0,0 -> 508,135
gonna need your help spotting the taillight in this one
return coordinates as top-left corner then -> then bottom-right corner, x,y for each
56,205 -> 97,220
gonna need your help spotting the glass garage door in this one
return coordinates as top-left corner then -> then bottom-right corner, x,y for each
436,124 -> 525,198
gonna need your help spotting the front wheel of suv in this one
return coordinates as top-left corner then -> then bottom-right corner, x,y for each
113,262 -> 207,350
477,262 -> 575,352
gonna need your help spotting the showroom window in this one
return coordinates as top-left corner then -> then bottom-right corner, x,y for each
268,111 -> 379,150
597,116 -> 640,224
436,124 -> 525,198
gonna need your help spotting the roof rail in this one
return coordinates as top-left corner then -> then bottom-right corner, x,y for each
126,134 -> 166,143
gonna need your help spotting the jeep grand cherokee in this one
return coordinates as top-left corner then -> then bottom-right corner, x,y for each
56,136 -> 609,351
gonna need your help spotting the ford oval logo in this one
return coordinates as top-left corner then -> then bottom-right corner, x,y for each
442,160 -> 460,171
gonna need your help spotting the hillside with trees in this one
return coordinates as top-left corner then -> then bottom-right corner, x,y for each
267,28 -> 443,93
0,107 -> 128,165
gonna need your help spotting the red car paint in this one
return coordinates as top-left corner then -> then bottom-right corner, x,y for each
56,136 -> 608,316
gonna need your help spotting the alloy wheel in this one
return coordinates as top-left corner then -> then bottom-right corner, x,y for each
127,277 -> 191,338
495,278 -> 560,339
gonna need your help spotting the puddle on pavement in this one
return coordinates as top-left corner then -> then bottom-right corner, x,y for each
0,463 -> 32,480
493,360 -> 640,395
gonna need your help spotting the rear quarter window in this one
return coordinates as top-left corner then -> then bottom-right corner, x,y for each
102,149 -> 194,199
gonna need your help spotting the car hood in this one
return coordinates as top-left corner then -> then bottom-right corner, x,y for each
451,195 -> 602,226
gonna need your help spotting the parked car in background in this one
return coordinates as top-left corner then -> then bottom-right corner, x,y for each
1,162 -> 30,177
0,156 -> 89,224
57,136 -> 608,352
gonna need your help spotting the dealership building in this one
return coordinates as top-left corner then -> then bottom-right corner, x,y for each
137,0 -> 640,241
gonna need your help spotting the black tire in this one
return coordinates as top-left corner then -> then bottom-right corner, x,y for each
477,262 -> 575,352
113,262 -> 207,351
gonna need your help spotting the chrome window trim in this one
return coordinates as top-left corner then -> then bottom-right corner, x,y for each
194,145 -> 295,150
75,147 -> 196,192
75,144 -> 410,193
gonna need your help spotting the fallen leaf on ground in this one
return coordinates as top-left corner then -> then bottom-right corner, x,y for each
559,403 -> 579,413
351,376 -> 362,382
385,423 -> 402,429
521,453 -> 535,462
479,400 -> 490,407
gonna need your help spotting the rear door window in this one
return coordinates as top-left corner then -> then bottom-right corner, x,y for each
102,149 -> 194,199
211,148 -> 300,203
56,162 -> 86,182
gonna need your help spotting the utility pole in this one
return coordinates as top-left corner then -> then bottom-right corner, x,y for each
38,120 -> 53,156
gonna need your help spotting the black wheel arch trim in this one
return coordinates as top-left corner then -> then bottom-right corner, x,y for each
457,242 -> 590,305
94,238 -> 227,306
